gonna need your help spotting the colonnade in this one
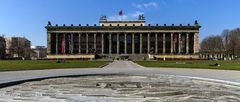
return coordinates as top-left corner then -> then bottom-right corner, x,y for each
47,32 -> 199,55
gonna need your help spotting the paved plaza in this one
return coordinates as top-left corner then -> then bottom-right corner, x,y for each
0,61 -> 240,85
0,61 -> 240,101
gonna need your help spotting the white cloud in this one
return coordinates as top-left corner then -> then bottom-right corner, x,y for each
133,2 -> 159,9
132,3 -> 143,9
130,11 -> 144,18
143,2 -> 158,8
108,11 -> 144,21
108,15 -> 129,21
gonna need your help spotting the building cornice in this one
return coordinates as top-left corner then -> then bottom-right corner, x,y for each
47,30 -> 200,33
46,26 -> 201,31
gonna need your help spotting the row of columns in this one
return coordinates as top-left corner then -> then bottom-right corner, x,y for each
48,32 -> 198,55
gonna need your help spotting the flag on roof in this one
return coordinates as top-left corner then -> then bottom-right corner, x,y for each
119,10 -> 123,16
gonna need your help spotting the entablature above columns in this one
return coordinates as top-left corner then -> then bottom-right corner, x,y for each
46,25 -> 201,31
47,30 -> 199,33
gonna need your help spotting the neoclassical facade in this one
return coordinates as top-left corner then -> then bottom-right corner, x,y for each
46,15 -> 201,59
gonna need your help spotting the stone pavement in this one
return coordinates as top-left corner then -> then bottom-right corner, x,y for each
0,61 -> 240,86
1,74 -> 240,102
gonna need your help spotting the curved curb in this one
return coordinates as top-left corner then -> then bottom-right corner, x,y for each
0,73 -> 123,89
1,72 -> 239,90
175,75 -> 240,86
0,61 -> 239,90
130,61 -> 145,68
99,61 -> 113,68
131,62 -> 240,86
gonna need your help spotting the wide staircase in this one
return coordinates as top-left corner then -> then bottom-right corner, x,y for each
101,54 -> 149,60
128,54 -> 149,60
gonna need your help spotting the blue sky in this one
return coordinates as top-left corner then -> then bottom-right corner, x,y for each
0,0 -> 240,46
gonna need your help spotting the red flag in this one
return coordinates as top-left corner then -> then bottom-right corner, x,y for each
61,34 -> 64,54
119,10 -> 123,16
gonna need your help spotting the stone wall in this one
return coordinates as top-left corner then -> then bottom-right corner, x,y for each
47,54 -> 95,59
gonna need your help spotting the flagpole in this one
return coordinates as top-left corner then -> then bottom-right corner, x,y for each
122,10 -> 123,21
120,12 -> 122,21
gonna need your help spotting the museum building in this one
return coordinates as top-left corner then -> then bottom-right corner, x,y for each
46,15 -> 201,59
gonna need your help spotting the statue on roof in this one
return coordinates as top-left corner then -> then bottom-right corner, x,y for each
47,21 -> 52,26
138,14 -> 145,20
194,20 -> 199,26
100,15 -> 107,21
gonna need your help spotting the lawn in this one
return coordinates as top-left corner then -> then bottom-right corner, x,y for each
0,60 -> 111,71
134,60 -> 240,70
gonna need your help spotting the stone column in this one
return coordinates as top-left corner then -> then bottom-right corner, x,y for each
170,33 -> 173,54
124,33 -> 127,54
155,33 -> 158,54
71,33 -> 74,54
102,33 -> 104,54
79,33 -> 81,54
56,33 -> 58,54
140,33 -> 142,54
178,33 -> 181,54
109,33 -> 112,54
186,33 -> 189,54
67,34 -> 70,54
147,33 -> 150,53
163,33 -> 166,54
63,34 -> 65,54
47,32 -> 51,54
194,32 -> 199,54
117,33 -> 120,54
86,33 -> 89,54
132,33 -> 135,54
94,33 -> 97,52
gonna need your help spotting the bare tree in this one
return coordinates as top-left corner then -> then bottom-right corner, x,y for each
221,29 -> 230,51
0,37 -> 6,59
228,28 -> 240,57
200,35 -> 224,54
201,28 -> 240,60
